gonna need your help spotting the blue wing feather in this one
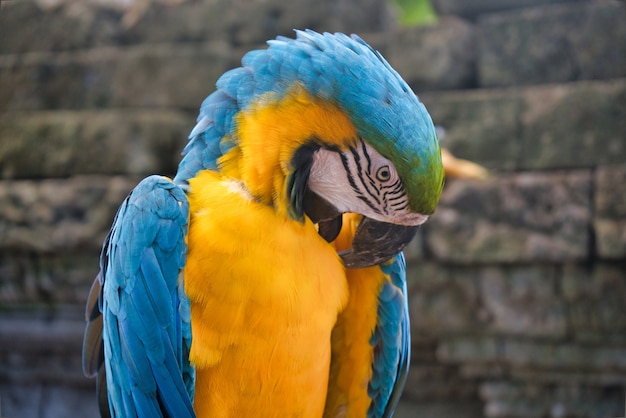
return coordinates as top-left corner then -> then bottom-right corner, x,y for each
368,253 -> 411,418
87,175 -> 195,418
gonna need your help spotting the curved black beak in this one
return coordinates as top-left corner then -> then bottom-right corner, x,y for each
338,217 -> 418,268
303,190 -> 419,269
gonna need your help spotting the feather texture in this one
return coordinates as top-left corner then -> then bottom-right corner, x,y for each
184,170 -> 349,418
174,31 -> 442,215
85,30 -> 442,418
83,176 -> 194,417
324,214 -> 410,418
369,255 -> 410,418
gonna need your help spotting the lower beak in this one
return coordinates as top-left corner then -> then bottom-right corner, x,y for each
303,190 -> 419,268
338,217 -> 419,268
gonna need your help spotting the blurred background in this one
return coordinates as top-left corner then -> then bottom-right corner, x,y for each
1,0 -> 625,416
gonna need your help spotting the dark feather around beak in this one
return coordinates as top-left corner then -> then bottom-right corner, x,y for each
304,189 -> 418,268
303,189 -> 343,243
338,217 -> 418,269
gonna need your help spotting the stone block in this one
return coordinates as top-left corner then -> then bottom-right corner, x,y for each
386,16 -> 477,91
407,263 -> 481,336
35,385 -> 100,418
0,110 -> 193,179
404,362 -> 480,401
595,165 -> 626,259
432,0 -> 588,20
0,252 -> 98,306
478,1 -> 626,87
0,176 -> 137,253
520,80 -> 626,169
439,336 -> 626,373
0,0 -> 392,54
116,0 -> 392,47
21,109 -> 190,176
0,311 -> 99,416
421,88 -> 522,170
0,1 -> 122,53
394,399 -> 484,418
0,42 -> 231,110
0,311 -> 85,358
422,79 -> 626,170
508,368 -> 626,387
562,263 -> 626,340
227,0 -> 392,46
478,265 -> 567,338
123,0 -> 274,46
480,381 -> 624,418
331,0 -> 394,34
424,171 -> 592,263
437,335 -> 501,364
0,383 -> 41,418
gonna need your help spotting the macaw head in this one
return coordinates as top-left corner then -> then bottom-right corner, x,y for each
176,30 -> 444,268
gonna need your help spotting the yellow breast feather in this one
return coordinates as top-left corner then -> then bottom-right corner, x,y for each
324,214 -> 386,418
219,85 -> 358,218
185,170 -> 349,418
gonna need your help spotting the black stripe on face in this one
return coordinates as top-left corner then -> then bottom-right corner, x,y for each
359,140 -> 382,192
386,181 -> 409,209
382,179 -> 404,202
387,192 -> 407,204
339,151 -> 360,192
361,139 -> 410,215
360,139 -> 373,176
382,178 -> 403,192
339,150 -> 383,215
389,199 -> 410,211
349,145 -> 381,203
361,139 -> 388,192
380,179 -> 402,200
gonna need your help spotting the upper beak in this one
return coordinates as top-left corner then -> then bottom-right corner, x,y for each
338,217 -> 418,268
304,190 -> 419,269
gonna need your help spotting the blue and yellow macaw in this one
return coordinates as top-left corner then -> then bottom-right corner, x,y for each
83,30 -> 444,418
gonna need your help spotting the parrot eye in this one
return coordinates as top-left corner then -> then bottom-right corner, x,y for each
376,166 -> 391,182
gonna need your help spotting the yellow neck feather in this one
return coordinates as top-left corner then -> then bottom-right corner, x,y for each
218,85 -> 358,217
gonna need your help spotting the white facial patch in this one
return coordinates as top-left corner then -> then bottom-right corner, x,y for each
307,140 -> 429,226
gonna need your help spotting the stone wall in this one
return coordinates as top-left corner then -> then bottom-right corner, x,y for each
1,0 -> 625,417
